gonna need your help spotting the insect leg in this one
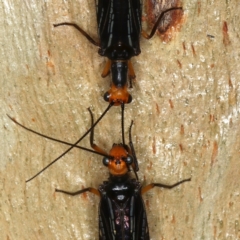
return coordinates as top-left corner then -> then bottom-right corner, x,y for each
56,187 -> 100,197
142,7 -> 183,40
128,60 -> 136,88
101,59 -> 111,78
53,22 -> 100,47
141,177 -> 191,195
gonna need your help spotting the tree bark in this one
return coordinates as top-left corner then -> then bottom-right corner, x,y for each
1,0 -> 240,239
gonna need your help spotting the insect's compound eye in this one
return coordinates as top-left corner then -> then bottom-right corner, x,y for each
124,156 -> 133,165
103,157 -> 110,166
104,92 -> 110,102
127,94 -> 132,103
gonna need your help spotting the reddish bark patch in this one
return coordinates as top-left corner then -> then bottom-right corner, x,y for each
146,0 -> 184,42
191,43 -> 196,57
180,124 -> 184,135
152,136 -> 156,154
211,141 -> 218,166
222,21 -> 231,46
176,59 -> 182,68
155,102 -> 160,115
169,99 -> 174,109
179,143 -> 184,152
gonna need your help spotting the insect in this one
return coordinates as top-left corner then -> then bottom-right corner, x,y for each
55,110 -> 191,239
54,3 -> 183,106
8,110 -> 190,239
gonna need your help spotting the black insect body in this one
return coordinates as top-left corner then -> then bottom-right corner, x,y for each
54,2 -> 182,106
96,0 -> 141,106
98,173 -> 149,239
96,141 -> 147,239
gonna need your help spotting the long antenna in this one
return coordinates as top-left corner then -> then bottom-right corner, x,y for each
128,121 -> 139,177
8,103 -> 113,182
7,115 -> 111,158
121,103 -> 125,146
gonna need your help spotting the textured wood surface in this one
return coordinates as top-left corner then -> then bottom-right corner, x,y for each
1,0 -> 240,239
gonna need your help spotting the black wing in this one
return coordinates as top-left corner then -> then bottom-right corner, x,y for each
99,192 -> 149,240
133,193 -> 150,240
96,0 -> 142,58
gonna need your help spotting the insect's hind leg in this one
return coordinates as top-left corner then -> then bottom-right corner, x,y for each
56,187 -> 100,197
141,177 -> 191,195
101,59 -> 111,78
128,60 -> 136,88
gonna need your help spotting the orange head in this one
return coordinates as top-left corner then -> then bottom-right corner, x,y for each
104,85 -> 132,106
103,144 -> 133,176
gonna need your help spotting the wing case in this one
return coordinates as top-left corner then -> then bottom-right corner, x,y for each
96,0 -> 142,59
98,178 -> 149,240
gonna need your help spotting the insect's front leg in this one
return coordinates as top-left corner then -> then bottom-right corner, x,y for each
56,187 -> 100,197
